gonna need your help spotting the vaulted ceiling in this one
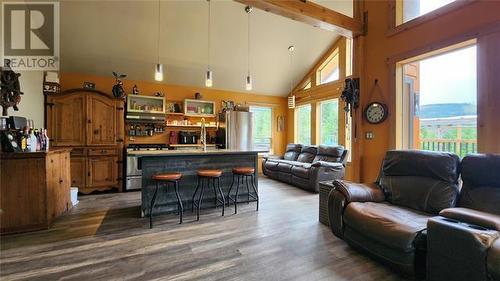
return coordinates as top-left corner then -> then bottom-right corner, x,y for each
60,0 -> 352,96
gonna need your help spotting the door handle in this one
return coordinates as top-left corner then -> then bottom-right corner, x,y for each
59,179 -> 63,183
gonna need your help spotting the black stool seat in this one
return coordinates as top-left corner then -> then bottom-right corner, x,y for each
150,172 -> 184,228
227,167 -> 259,214
192,169 -> 225,220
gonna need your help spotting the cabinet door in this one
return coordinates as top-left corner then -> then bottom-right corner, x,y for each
48,94 -> 86,146
115,100 -> 125,143
88,157 -> 117,187
87,95 -> 116,146
70,157 -> 86,188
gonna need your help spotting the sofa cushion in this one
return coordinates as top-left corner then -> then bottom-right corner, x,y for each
379,150 -> 460,214
291,165 -> 310,179
313,145 -> 345,163
488,238 -> 500,281
297,146 -> 318,163
344,202 -> 431,252
277,162 -> 293,173
283,144 -> 302,161
264,160 -> 279,171
459,154 -> 500,215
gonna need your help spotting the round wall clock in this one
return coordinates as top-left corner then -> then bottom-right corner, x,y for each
364,102 -> 388,124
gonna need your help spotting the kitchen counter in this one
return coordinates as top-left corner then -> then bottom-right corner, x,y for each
128,148 -> 266,157
139,149 -> 261,217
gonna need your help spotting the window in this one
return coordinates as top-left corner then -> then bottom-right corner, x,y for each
398,0 -> 456,25
346,38 -> 353,77
319,99 -> 339,145
303,81 -> 312,90
317,49 -> 339,85
398,44 -> 477,157
250,106 -> 273,152
295,104 -> 311,145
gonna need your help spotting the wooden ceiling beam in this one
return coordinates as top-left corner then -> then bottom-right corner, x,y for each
234,0 -> 364,38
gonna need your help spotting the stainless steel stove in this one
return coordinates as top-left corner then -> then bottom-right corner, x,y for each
125,144 -> 169,191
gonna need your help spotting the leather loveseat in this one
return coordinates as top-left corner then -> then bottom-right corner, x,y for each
262,144 -> 347,192
427,154 -> 500,281
328,150 -> 461,276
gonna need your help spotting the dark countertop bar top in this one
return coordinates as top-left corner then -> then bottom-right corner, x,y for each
128,149 -> 266,157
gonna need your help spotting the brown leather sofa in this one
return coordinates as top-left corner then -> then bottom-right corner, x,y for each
427,154 -> 500,281
328,150 -> 461,276
262,144 -> 347,192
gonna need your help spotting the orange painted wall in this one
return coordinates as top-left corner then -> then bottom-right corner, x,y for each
358,1 -> 500,182
60,72 -> 289,155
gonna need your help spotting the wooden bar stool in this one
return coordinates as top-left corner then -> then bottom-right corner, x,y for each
191,169 -> 225,220
150,172 -> 183,228
227,167 -> 259,214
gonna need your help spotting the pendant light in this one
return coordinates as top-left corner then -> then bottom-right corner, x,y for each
154,0 -> 164,82
245,6 -> 252,91
205,0 -> 213,87
288,45 -> 296,109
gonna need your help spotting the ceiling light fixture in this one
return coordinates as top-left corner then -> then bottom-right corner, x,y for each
288,45 -> 296,109
154,0 -> 163,82
205,0 -> 213,87
245,6 -> 253,91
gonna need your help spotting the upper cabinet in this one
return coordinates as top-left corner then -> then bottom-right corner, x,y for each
184,99 -> 215,117
48,90 -> 121,146
47,93 -> 87,146
127,95 -> 165,114
87,94 -> 116,146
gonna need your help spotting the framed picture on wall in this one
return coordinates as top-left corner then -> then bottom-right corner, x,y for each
277,115 -> 285,132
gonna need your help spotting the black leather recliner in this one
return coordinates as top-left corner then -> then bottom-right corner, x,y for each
328,150 -> 461,276
427,154 -> 500,281
262,144 -> 347,192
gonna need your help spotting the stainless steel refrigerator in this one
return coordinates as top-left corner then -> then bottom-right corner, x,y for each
216,110 -> 254,150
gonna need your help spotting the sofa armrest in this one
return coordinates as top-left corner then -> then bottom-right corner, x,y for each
439,207 -> 500,231
427,216 -> 500,281
332,180 -> 385,203
311,161 -> 344,169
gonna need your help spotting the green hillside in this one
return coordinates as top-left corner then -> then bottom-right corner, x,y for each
419,103 -> 476,119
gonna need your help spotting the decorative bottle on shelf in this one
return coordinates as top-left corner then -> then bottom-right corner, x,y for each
28,129 -> 37,152
43,129 -> 49,151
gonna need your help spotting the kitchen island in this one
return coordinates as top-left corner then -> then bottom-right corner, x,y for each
128,149 -> 262,217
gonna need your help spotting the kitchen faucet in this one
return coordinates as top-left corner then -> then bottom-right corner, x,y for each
200,118 -> 207,152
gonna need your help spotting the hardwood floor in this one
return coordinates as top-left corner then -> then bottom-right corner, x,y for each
0,177 -> 408,281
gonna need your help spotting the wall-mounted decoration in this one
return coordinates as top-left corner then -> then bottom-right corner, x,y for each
83,82 -> 96,89
132,84 -> 139,95
0,60 -> 23,116
155,92 -> 164,97
341,78 -> 360,117
277,115 -> 285,132
112,71 -> 126,99
288,95 -> 295,109
195,92 -> 203,100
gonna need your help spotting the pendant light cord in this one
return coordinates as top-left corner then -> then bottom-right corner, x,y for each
207,0 -> 211,70
247,7 -> 251,76
157,0 -> 161,63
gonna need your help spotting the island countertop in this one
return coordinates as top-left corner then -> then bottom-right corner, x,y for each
128,149 -> 267,157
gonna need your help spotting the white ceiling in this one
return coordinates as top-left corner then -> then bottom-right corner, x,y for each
60,0 -> 351,96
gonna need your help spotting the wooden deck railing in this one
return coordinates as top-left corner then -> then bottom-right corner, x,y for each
419,139 -> 477,157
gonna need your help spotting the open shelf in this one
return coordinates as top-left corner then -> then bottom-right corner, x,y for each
166,124 -> 217,128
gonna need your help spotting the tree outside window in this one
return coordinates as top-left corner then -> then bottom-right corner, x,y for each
320,99 -> 339,145
296,104 -> 311,145
250,106 -> 272,152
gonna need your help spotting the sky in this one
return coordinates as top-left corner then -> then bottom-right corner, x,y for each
419,45 -> 477,106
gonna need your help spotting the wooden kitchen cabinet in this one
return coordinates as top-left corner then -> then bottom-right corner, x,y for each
87,94 -> 116,146
47,93 -> 86,146
88,156 -> 117,188
1,149 -> 72,234
47,89 -> 124,193
70,157 -> 87,188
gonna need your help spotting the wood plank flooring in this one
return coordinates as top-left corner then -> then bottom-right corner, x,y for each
0,177 -> 408,281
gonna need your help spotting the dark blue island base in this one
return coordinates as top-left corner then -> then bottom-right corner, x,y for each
134,150 -> 261,217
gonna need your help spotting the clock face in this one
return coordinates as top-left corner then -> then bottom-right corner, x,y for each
365,102 -> 387,124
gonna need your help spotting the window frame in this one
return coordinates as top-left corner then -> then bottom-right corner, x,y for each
388,0 -> 474,37
316,48 -> 340,85
249,105 -> 274,154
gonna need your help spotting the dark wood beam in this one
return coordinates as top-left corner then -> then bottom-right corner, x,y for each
234,0 -> 364,38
